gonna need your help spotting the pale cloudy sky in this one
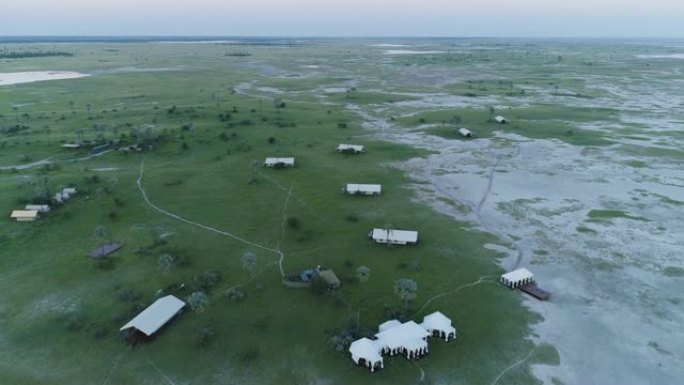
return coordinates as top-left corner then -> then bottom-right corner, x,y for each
2,0 -> 683,37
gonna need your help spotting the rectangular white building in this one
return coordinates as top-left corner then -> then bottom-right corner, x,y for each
495,115 -> 509,124
337,144 -> 365,153
25,204 -> 50,213
343,184 -> 382,196
120,295 -> 186,336
264,157 -> 295,167
369,228 -> 418,245
10,210 -> 39,222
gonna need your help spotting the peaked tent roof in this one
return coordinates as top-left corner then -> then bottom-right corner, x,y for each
375,321 -> 430,350
120,295 -> 185,336
378,319 -> 401,332
501,268 -> 533,283
422,311 -> 453,330
349,338 -> 383,363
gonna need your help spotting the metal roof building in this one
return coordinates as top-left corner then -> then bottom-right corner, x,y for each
25,204 -> 50,213
264,157 -> 295,167
369,228 -> 418,245
120,295 -> 185,336
343,183 -> 382,196
10,210 -> 39,222
337,143 -> 365,153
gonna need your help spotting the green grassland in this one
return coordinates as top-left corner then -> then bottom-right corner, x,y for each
0,41 -> 547,384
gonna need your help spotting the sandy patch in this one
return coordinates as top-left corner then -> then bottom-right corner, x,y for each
0,71 -> 89,86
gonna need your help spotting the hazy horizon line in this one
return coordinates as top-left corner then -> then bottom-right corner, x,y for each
1,35 -> 683,41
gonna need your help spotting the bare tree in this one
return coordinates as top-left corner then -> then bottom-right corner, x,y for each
394,278 -> 418,310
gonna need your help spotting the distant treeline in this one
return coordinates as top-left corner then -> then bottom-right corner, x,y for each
0,50 -> 74,59
225,51 -> 251,57
221,41 -> 304,47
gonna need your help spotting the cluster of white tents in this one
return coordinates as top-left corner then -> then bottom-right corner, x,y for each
55,187 -> 77,203
349,311 -> 457,372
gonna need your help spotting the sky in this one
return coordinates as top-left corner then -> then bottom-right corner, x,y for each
2,0 -> 684,38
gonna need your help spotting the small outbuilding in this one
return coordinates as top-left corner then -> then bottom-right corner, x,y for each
25,204 -> 50,213
317,269 -> 341,289
337,144 -> 365,154
10,210 -> 39,222
89,242 -> 125,259
458,128 -> 474,138
264,157 -> 295,168
343,183 -> 382,196
501,268 -> 534,288
61,143 -> 81,149
349,338 -> 384,372
369,228 -> 418,245
495,115 -> 509,124
421,311 -> 456,341
120,295 -> 185,337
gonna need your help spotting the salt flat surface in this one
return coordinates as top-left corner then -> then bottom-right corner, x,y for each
383,50 -> 448,55
0,71 -> 89,86
636,54 -> 684,59
347,88 -> 684,385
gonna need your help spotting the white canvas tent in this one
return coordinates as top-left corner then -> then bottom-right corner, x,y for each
370,228 -> 418,245
264,157 -> 295,167
501,268 -> 534,288
10,210 -> 39,222
120,295 -> 185,336
25,204 -> 50,213
421,311 -> 456,341
337,144 -> 365,153
343,183 -> 381,196
378,319 -> 401,332
458,128 -> 474,138
375,321 -> 430,358
495,115 -> 508,124
349,338 -> 384,372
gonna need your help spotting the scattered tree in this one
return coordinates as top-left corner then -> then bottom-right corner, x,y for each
241,251 -> 257,277
187,291 -> 209,312
157,253 -> 177,274
356,266 -> 371,282
394,278 -> 418,310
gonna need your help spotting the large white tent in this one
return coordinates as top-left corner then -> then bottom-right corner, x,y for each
344,183 -> 382,195
375,321 -> 430,357
337,143 -> 365,153
378,319 -> 401,332
120,295 -> 185,336
369,228 -> 418,245
421,311 -> 456,341
264,157 -> 295,167
349,338 -> 383,372
501,268 -> 534,288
